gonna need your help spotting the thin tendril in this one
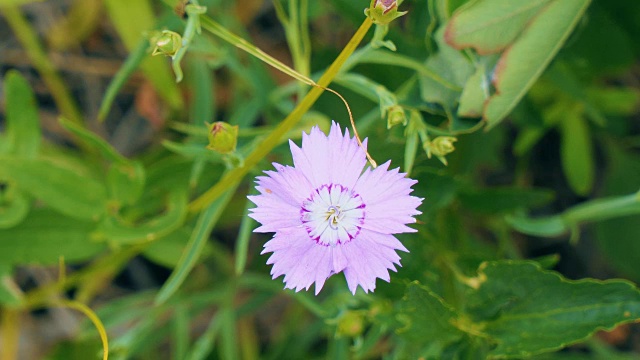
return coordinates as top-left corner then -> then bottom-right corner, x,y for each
322,87 -> 378,168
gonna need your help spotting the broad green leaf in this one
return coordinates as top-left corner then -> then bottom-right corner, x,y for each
0,209 -> 104,265
0,157 -> 107,221
457,65 -> 488,118
459,187 -> 554,214
155,185 -> 237,304
483,0 -> 591,128
397,282 -> 466,358
93,190 -> 186,245
103,0 -> 183,109
420,28 -> 473,105
466,261 -> 640,358
0,186 -> 29,229
107,161 -> 146,206
4,70 -> 41,158
445,0 -> 551,54
560,111 -> 594,196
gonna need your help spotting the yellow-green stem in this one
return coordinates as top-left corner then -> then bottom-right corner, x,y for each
2,6 -> 84,126
0,308 -> 20,360
188,16 -> 374,213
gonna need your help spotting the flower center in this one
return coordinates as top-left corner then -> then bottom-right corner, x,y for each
301,184 -> 365,246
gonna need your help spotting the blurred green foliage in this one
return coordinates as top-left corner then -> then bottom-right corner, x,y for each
1,0 -> 640,359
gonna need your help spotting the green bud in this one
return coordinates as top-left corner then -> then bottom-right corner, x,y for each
430,136 -> 457,156
336,311 -> 365,338
364,0 -> 408,25
151,30 -> 182,57
386,105 -> 407,129
425,136 -> 457,165
206,121 -> 238,154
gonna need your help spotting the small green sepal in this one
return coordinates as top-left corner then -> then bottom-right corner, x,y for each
425,136 -> 457,165
364,0 -> 408,25
386,105 -> 407,128
151,30 -> 182,57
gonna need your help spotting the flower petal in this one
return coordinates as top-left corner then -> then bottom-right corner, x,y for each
291,121 -> 368,189
354,161 -> 423,234
341,230 -> 404,294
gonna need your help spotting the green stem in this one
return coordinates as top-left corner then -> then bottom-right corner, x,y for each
2,6 -> 84,125
188,16 -> 374,213
199,15 -> 315,87
563,190 -> 640,224
507,190 -> 640,238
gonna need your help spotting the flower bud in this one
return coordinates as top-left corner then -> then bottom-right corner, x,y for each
386,105 -> 407,129
364,0 -> 407,25
425,136 -> 457,165
336,311 -> 365,338
430,136 -> 457,156
206,121 -> 238,154
151,30 -> 182,57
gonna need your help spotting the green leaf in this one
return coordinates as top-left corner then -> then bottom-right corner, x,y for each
586,87 -> 640,116
466,261 -> 640,358
0,157 -> 107,221
98,39 -> 149,122
445,0 -> 552,54
420,28 -> 474,111
93,189 -> 186,245
0,186 -> 29,229
0,209 -> 104,265
397,282 -> 466,358
4,69 -> 41,158
459,187 -> 555,214
143,227 -> 210,268
59,117 -> 127,163
483,0 -> 591,128
107,161 -> 146,206
457,65 -> 488,118
560,110 -> 594,196
505,214 -> 567,238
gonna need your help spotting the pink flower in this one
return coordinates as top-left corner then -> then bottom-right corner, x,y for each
248,122 -> 422,294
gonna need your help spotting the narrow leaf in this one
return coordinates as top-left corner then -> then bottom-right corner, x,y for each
560,111 -> 594,196
4,70 -> 41,158
155,185 -> 237,304
93,190 -> 186,245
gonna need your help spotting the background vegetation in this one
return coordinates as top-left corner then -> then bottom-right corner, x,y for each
1,0 -> 640,359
